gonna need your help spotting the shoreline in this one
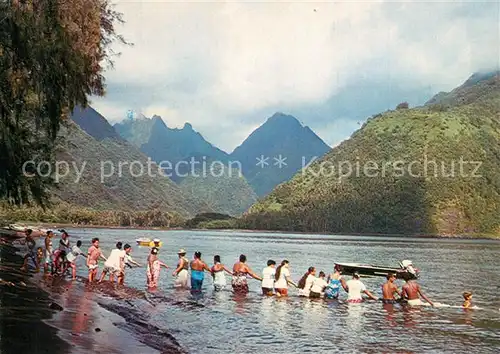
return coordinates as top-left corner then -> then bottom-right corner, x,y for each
0,233 -> 186,354
11,222 -> 500,240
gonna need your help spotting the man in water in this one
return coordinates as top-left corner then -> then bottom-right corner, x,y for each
402,278 -> 434,306
381,273 -> 401,304
345,273 -> 378,302
87,237 -> 106,282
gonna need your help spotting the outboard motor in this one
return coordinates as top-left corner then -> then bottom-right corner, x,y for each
400,260 -> 419,279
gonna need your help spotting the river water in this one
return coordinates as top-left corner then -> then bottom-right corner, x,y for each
63,229 -> 500,353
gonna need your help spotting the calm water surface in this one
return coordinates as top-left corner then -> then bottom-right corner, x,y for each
66,229 -> 500,353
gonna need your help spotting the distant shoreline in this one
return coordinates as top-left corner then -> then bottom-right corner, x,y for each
8,222 -> 499,240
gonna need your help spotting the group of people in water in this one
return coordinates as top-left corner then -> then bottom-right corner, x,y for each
17,229 -> 474,308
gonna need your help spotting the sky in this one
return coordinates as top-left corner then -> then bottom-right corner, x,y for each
91,0 -> 500,153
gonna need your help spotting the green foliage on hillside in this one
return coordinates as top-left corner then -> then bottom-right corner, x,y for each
0,202 -> 185,228
184,212 -> 235,229
53,121 -> 210,217
243,73 -> 500,237
179,165 -> 257,216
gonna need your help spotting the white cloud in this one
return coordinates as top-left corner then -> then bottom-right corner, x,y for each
92,0 -> 500,152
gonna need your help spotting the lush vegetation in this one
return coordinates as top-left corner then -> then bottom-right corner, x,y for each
0,0 -> 124,206
0,202 -> 185,228
242,73 -> 500,237
184,212 -> 235,229
56,112 -> 209,217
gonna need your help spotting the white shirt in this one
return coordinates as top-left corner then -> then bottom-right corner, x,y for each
66,245 -> 83,263
105,249 -> 125,269
274,267 -> 290,289
346,279 -> 366,300
311,277 -> 328,293
261,266 -> 276,288
298,274 -> 315,297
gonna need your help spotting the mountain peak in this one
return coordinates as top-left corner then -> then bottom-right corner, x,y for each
183,122 -> 193,130
267,112 -> 301,125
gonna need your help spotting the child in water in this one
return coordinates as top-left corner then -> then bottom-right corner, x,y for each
463,291 -> 473,308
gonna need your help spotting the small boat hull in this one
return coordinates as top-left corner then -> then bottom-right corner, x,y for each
135,238 -> 162,247
335,262 -> 419,281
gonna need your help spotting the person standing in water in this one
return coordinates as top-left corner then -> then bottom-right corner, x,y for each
345,273 -> 378,303
44,230 -> 54,274
401,278 -> 434,306
99,242 -> 125,283
86,238 -> 106,282
382,273 -> 401,304
58,230 -> 70,253
462,291 -> 473,308
190,251 -> 211,292
147,247 -> 169,289
325,265 -> 346,300
173,249 -> 190,288
232,254 -> 262,294
211,255 -> 232,291
274,260 -> 296,297
297,267 -> 316,297
261,260 -> 276,296
310,271 -> 328,298
66,240 -> 85,280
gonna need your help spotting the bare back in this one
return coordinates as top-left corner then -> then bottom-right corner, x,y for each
382,282 -> 398,299
402,281 -> 420,300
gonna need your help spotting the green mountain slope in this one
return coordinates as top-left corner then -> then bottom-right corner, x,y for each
55,107 -> 210,217
243,72 -> 500,236
179,165 -> 258,216
230,113 -> 330,196
114,115 -> 257,215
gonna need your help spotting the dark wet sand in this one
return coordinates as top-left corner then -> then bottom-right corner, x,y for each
0,236 -> 185,354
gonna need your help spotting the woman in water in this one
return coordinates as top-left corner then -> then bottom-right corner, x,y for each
297,267 -> 316,297
211,255 -> 233,291
324,264 -> 346,300
345,273 -> 378,303
147,247 -> 169,289
190,251 -> 211,292
173,249 -> 190,288
232,254 -> 262,294
274,260 -> 296,297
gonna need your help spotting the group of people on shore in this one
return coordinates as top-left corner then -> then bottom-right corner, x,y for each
17,229 -> 474,308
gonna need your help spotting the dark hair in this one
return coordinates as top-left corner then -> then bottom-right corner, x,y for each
214,255 -> 221,263
76,240 -> 82,247
275,260 -> 289,281
124,243 -> 131,250
267,259 -> 276,266
61,230 -> 68,237
463,291 -> 472,299
319,271 -> 325,277
297,267 -> 315,289
194,251 -> 201,259
47,230 -> 53,236
239,254 -> 246,263
116,242 -> 123,249
387,272 -> 396,280
334,264 -> 342,272
353,272 -> 360,279
151,247 -> 159,255
25,229 -> 33,235
91,237 -> 99,244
